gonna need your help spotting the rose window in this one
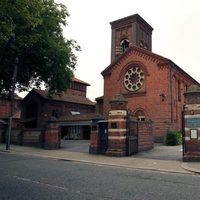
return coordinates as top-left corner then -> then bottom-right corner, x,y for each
123,67 -> 145,91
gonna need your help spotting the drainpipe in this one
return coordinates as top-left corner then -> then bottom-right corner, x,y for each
169,65 -> 173,123
181,109 -> 185,160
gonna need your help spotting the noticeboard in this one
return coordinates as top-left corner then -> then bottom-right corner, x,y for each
190,129 -> 198,140
186,118 -> 200,128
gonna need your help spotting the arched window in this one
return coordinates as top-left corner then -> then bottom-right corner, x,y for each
134,109 -> 145,121
120,39 -> 129,52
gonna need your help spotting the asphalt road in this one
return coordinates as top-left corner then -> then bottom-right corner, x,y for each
0,153 -> 200,200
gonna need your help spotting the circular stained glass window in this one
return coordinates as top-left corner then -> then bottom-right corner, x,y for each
123,66 -> 145,91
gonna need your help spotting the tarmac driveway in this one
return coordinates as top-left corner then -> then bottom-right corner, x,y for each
61,140 -> 183,161
134,144 -> 183,161
60,140 -> 90,153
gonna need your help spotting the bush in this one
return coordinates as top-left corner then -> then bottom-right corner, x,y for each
166,131 -> 182,146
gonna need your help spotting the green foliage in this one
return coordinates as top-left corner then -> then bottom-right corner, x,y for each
0,0 -> 80,96
166,131 -> 182,146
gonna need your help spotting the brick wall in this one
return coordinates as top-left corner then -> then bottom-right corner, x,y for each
0,98 -> 21,116
89,124 -> 99,154
138,121 -> 154,151
0,97 -> 21,128
0,98 -> 10,117
0,127 -> 45,147
44,122 -> 60,149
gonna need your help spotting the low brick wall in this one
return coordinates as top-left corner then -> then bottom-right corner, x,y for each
153,121 -> 178,143
0,121 -> 61,149
22,129 -> 45,147
90,119 -> 154,156
0,128 -> 22,144
138,121 -> 154,152
10,129 -> 22,145
89,125 -> 99,154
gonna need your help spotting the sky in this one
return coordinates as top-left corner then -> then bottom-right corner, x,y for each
50,0 -> 200,101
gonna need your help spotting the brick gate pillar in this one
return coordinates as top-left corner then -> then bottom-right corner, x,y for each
44,122 -> 60,149
183,85 -> 200,162
89,123 -> 99,154
106,94 -> 128,157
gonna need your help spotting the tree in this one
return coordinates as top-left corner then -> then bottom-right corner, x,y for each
0,0 -> 80,96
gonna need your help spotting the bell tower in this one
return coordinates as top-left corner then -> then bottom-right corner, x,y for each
110,14 -> 153,62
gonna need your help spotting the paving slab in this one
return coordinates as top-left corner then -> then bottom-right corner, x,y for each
181,162 -> 200,174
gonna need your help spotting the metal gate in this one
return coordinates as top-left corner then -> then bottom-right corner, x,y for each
182,110 -> 186,159
126,120 -> 138,156
98,121 -> 108,154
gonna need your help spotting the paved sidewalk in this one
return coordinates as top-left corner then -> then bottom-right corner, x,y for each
0,144 -> 199,174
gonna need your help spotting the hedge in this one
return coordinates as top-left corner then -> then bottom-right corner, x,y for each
166,131 -> 182,146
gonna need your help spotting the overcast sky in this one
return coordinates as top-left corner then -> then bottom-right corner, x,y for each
56,0 -> 200,101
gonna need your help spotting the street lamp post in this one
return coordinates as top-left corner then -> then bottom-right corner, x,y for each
6,57 -> 18,150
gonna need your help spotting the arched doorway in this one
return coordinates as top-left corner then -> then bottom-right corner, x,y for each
25,100 -> 38,128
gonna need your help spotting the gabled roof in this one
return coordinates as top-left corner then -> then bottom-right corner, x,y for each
101,45 -> 199,84
31,89 -> 95,106
101,45 -> 168,76
72,77 -> 90,86
95,96 -> 104,101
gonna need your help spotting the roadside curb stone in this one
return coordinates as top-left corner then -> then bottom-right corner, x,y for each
181,163 -> 200,174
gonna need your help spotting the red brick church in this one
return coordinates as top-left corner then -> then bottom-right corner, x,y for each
100,14 -> 199,142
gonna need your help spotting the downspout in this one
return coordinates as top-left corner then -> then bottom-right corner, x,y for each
170,65 -> 173,123
181,109 -> 185,160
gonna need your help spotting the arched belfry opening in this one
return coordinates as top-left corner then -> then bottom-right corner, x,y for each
120,38 -> 130,52
25,100 -> 38,128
